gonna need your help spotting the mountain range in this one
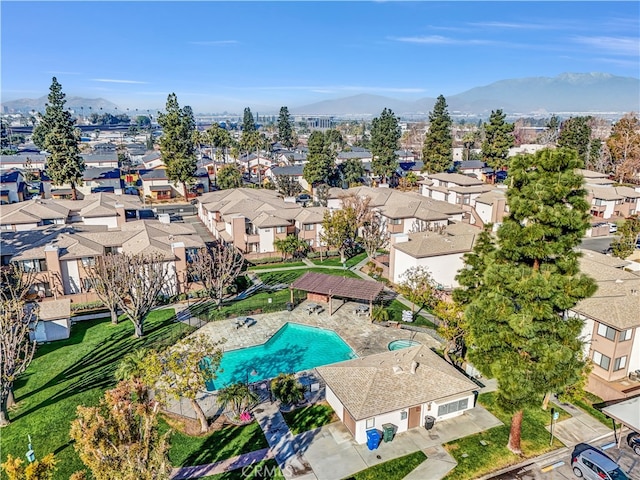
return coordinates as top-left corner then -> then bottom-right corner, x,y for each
2,73 -> 638,117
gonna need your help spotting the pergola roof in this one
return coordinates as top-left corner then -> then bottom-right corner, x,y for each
290,272 -> 384,301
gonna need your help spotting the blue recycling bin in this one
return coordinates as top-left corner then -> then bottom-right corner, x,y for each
366,429 -> 381,450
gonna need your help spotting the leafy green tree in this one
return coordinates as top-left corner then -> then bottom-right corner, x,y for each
481,109 -> 514,172
370,108 -> 400,183
611,215 -> 640,259
270,373 -> 305,407
558,116 -> 592,163
396,266 -> 436,314
144,335 -> 224,433
456,148 -> 597,454
70,380 -> 170,479
273,175 -> 302,197
216,383 -> 259,419
277,106 -> 294,149
325,129 -> 344,153
157,94 -> 197,200
217,164 -> 243,190
338,159 -> 365,186
36,77 -> 85,200
242,107 -> 256,133
274,235 -> 309,261
422,95 -> 453,173
206,124 -> 233,162
320,208 -> 357,263
370,306 -> 389,323
303,131 -> 334,187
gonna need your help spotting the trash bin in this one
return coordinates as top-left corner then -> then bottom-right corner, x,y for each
366,429 -> 381,450
382,423 -> 396,442
425,415 -> 436,430
286,302 -> 294,312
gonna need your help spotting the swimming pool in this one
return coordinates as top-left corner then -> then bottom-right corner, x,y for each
388,339 -> 421,351
205,322 -> 356,390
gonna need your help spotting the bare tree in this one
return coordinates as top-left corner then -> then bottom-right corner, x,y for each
360,212 -> 389,261
189,243 -> 244,308
341,192 -> 372,227
84,258 -> 126,325
97,253 -> 170,338
273,175 -> 302,197
0,264 -> 38,426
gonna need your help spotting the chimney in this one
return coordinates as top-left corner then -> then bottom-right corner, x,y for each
158,213 -> 171,224
410,361 -> 418,375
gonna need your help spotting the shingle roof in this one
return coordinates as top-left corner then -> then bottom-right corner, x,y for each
317,345 -> 477,420
393,222 -> 478,258
39,299 -> 71,321
427,172 -> 485,186
290,272 -> 384,301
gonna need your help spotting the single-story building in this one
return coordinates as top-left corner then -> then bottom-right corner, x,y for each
32,298 -> 72,343
317,345 -> 478,444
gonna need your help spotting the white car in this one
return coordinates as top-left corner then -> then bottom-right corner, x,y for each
609,223 -> 618,234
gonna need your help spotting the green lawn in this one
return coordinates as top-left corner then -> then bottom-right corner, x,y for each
442,392 -> 570,480
312,252 -> 368,267
248,262 -> 306,270
343,451 -> 427,480
281,403 -> 338,435
199,459 -> 284,479
378,300 -> 437,328
0,310 -> 193,479
562,391 -> 615,428
164,421 -> 269,467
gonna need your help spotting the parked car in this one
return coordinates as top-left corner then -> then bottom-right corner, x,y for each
609,223 -> 618,234
571,443 -> 629,479
628,432 -> 640,456
296,193 -> 311,204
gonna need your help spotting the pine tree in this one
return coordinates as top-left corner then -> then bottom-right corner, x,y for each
39,77 -> 85,200
456,148 -> 597,454
242,107 -> 256,133
558,116 -> 592,163
422,95 -> 453,173
370,108 -> 400,183
277,106 -> 294,149
481,109 -> 514,172
303,131 -> 334,187
157,94 -> 197,200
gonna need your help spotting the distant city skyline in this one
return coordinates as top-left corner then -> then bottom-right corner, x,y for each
2,1 -> 638,113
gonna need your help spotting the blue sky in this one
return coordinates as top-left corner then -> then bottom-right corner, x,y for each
2,1 -> 638,113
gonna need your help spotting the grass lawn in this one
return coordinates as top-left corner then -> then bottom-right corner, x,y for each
257,268 -> 361,286
561,391 -> 615,428
379,300 -> 437,328
248,262 -> 306,270
312,252 -> 368,268
0,309 -> 193,479
442,392 -> 570,480
342,451 -> 427,480
281,403 -> 338,435
199,459 -> 284,479
164,421 -> 269,467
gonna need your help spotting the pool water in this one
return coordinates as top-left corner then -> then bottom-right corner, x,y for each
388,339 -> 421,351
205,323 -> 355,390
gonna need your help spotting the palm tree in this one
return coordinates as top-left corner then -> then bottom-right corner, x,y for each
270,373 -> 305,408
115,348 -> 149,399
371,306 -> 390,323
216,383 -> 258,419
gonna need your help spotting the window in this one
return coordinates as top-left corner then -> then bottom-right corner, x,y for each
31,282 -> 52,298
20,259 -> 47,272
389,218 -> 402,225
81,257 -> 95,267
303,224 -> 314,231
597,323 -> 616,341
437,397 -> 469,416
82,278 -> 93,292
276,226 -> 286,234
614,356 -> 627,371
592,351 -> 611,370
365,418 -> 375,429
619,329 -> 632,342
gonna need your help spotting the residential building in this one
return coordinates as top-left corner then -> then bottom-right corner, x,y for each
265,165 -> 310,192
0,170 -> 27,203
570,250 -> 640,401
317,345 -> 478,444
79,167 -> 123,195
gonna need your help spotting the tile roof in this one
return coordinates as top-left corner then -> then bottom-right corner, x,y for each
317,345 -> 477,420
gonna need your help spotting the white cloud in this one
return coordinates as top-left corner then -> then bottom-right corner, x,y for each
92,78 -> 149,84
390,35 -> 493,46
571,36 -> 639,56
468,21 -> 552,30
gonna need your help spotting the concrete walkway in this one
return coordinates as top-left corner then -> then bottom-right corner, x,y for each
170,448 -> 272,479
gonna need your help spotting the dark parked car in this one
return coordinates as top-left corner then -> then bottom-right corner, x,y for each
296,193 -> 311,204
628,432 -> 640,456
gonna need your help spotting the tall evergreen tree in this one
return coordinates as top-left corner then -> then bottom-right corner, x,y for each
242,107 -> 256,133
277,106 -> 294,149
481,109 -> 514,172
157,94 -> 197,200
303,131 -> 334,187
38,77 -> 85,200
558,116 -> 592,163
370,108 -> 400,183
422,95 -> 453,173
456,148 -> 597,454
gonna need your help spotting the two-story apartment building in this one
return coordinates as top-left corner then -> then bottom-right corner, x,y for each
571,250 -> 640,401
0,170 -> 27,203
